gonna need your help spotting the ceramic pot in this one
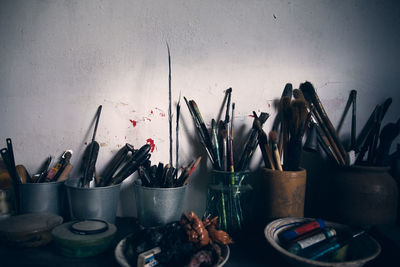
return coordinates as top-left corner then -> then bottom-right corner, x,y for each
329,165 -> 398,226
260,168 -> 307,222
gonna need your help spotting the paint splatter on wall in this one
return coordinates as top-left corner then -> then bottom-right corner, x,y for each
146,138 -> 156,152
129,119 -> 137,127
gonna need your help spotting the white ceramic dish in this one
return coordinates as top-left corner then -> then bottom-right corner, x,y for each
115,234 -> 230,267
264,217 -> 381,267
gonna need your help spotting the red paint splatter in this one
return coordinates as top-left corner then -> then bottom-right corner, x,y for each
129,119 -> 137,127
84,142 -> 88,145
159,112 -> 166,117
146,138 -> 156,152
268,103 -> 271,108
249,114 -> 255,118
150,110 -> 154,115
144,117 -> 151,122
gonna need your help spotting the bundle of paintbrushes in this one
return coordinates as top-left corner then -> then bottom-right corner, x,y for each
98,143 -> 151,186
354,98 -> 399,166
185,88 -> 266,234
185,88 -> 270,173
298,82 -> 349,167
136,157 -> 201,188
261,83 -> 309,171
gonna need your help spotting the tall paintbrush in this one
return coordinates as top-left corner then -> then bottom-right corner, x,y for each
176,93 -> 181,174
167,43 -> 173,167
286,99 -> 308,171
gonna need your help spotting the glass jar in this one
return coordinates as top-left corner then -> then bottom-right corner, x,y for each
205,170 -> 253,236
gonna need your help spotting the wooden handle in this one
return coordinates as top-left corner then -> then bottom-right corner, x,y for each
273,145 -> 283,171
56,164 -> 73,182
15,165 -> 29,183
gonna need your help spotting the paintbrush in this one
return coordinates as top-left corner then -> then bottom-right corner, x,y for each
269,130 -> 283,171
300,82 -> 348,165
272,83 -> 293,131
167,43 -> 173,168
82,105 -> 102,187
184,97 -> 217,167
187,98 -> 217,167
337,90 -> 356,135
220,122 -> 228,171
367,105 -> 384,164
229,103 -> 235,172
211,119 -> 222,170
183,156 -> 202,185
224,88 -> 232,168
351,90 -> 357,150
307,98 -> 345,165
237,112 -> 269,171
176,94 -> 181,174
100,143 -> 135,186
286,99 -> 308,171
355,105 -> 379,152
279,96 -> 292,161
253,112 -> 275,169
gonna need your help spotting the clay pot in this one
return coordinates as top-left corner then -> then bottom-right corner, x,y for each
260,168 -> 307,222
329,165 -> 398,226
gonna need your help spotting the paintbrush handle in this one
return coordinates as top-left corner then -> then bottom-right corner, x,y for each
272,144 -> 283,171
312,110 -> 345,165
315,123 -> 341,165
258,132 -> 275,170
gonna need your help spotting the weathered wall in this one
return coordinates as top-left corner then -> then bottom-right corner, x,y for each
1,0 -> 399,216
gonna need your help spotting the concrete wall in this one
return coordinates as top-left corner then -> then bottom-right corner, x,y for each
1,0 -> 399,217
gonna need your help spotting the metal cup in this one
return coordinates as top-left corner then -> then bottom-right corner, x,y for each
19,181 -> 65,216
65,178 -> 121,224
134,180 -> 187,227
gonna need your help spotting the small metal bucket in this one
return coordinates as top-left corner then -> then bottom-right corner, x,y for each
19,181 -> 65,216
65,178 -> 121,224
134,180 -> 187,227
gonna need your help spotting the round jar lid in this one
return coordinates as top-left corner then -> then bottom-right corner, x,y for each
70,219 -> 109,235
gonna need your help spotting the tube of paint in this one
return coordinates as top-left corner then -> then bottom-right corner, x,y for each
287,228 -> 336,254
302,229 -> 365,260
279,219 -> 326,243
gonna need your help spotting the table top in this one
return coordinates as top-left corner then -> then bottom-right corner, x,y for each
0,217 -> 398,267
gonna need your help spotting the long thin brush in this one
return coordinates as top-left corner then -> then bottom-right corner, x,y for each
176,93 -> 181,175
211,119 -> 222,170
224,88 -> 232,170
229,103 -> 235,172
286,99 -> 308,171
167,43 -> 173,167
351,90 -> 357,150
220,123 -> 228,171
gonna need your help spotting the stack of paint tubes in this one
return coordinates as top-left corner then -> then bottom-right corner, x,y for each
279,219 -> 365,261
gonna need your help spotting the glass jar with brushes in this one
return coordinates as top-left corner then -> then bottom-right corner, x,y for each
205,170 -> 253,237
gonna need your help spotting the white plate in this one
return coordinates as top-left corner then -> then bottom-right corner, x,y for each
115,234 -> 230,267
